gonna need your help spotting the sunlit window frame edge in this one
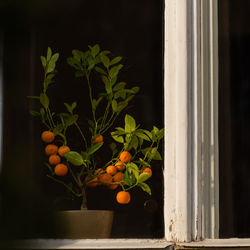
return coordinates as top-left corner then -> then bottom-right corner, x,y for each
164,0 -> 219,242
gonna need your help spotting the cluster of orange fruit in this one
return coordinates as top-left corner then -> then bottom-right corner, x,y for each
41,131 -> 152,204
86,150 -> 152,204
41,131 -> 70,176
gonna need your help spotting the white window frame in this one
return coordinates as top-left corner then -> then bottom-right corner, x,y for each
3,0 -> 250,249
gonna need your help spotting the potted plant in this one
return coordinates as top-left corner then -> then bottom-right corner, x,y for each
28,45 -> 164,238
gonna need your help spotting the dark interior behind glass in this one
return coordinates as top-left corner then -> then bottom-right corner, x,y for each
219,0 -> 250,238
0,0 -> 164,239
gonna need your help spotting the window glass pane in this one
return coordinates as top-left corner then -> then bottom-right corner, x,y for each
0,0 -> 164,239
219,0 -> 250,237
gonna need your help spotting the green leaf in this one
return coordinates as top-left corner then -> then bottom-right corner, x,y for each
90,44 -> 100,57
29,110 -> 40,117
114,90 -> 126,99
142,130 -> 153,140
110,56 -> 122,66
67,57 -> 81,70
64,151 -> 84,166
100,53 -> 110,68
40,108 -> 46,119
72,102 -> 77,111
102,76 -> 112,94
126,162 -> 139,180
116,101 -> 128,113
46,47 -> 52,61
95,66 -> 107,75
128,135 -> 138,151
136,132 -> 151,141
109,64 -> 123,79
112,99 -> 118,112
139,158 -> 150,167
111,134 -> 124,143
138,183 -> 151,195
40,93 -> 49,109
125,114 -> 136,133
72,49 -> 83,61
113,82 -> 126,91
40,56 -> 47,68
131,86 -> 140,94
152,149 -> 162,160
64,103 -> 72,114
124,169 -> 136,186
88,142 -> 103,155
158,128 -> 164,140
47,53 -> 59,73
138,173 -> 149,183
60,113 -> 78,127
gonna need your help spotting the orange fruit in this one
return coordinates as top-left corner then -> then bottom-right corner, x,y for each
106,165 -> 117,175
45,144 -> 58,155
41,131 -> 55,143
93,134 -> 103,144
141,167 -> 152,178
54,164 -> 68,176
119,151 -> 131,163
49,154 -> 61,165
107,183 -> 119,190
58,145 -> 70,156
116,191 -> 131,204
113,172 -> 124,184
98,173 -> 112,184
86,177 -> 99,188
115,161 -> 125,171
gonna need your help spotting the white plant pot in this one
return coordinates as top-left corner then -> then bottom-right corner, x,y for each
54,210 -> 114,239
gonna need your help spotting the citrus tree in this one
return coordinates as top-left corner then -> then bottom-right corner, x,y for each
29,45 -> 164,209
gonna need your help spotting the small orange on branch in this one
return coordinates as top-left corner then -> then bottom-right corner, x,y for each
45,144 -> 58,155
54,164 -> 68,176
41,131 -> 55,143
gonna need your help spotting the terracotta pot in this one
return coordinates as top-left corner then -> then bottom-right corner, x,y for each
54,210 -> 114,239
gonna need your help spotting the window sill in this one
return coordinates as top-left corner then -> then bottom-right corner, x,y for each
0,238 -> 174,250
177,238 -> 250,248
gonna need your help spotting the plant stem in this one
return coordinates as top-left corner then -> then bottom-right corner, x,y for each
74,122 -> 88,150
86,72 -> 97,124
81,187 -> 88,210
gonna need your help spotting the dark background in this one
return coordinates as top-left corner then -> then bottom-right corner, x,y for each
0,0 -> 164,239
219,0 -> 250,238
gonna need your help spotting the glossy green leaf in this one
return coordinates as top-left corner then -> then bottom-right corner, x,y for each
95,66 -> 107,75
138,182 -> 151,195
64,151 -> 84,166
88,142 -> 103,155
113,82 -> 126,91
46,47 -> 52,61
109,64 -> 123,79
47,53 -> 59,73
124,169 -> 136,186
100,53 -> 110,68
40,93 -> 49,109
40,56 -> 46,68
126,162 -> 139,180
111,134 -> 124,143
125,114 -> 136,133
138,172 -> 149,183
110,56 -> 122,66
